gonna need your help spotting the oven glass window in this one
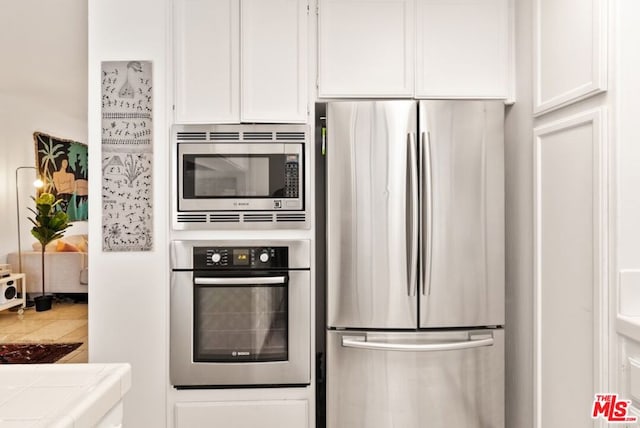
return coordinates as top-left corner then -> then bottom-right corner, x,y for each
194,284 -> 288,362
183,154 -> 300,199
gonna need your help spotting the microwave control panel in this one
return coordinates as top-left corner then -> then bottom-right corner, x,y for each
284,156 -> 300,198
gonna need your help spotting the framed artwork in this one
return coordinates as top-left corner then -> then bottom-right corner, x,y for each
101,60 -> 153,252
33,132 -> 88,222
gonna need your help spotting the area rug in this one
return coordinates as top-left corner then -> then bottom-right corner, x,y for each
0,343 -> 82,364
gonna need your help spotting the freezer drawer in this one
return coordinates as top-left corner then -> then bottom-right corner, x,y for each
327,329 -> 504,428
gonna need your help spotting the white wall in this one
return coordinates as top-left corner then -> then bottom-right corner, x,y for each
618,0 -> 640,270
503,0 -> 534,426
617,0 -> 640,410
507,0 -> 616,426
87,1 -> 169,427
0,0 -> 88,262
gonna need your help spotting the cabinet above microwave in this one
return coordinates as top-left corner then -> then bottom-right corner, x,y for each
173,0 -> 308,124
172,124 -> 310,230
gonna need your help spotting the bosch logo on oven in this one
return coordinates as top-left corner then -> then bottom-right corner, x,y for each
232,351 -> 251,357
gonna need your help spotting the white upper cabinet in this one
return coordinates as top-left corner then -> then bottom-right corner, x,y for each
174,0 -> 240,123
174,0 -> 308,124
533,0 -> 606,115
241,0 -> 308,122
318,0 -> 510,99
318,0 -> 415,98
415,0 -> 508,98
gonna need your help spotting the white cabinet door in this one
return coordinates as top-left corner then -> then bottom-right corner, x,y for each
318,0 -> 415,98
415,0 -> 508,98
533,0 -> 606,114
175,401 -> 308,428
533,110 -> 605,428
241,0 -> 308,122
174,0 -> 240,123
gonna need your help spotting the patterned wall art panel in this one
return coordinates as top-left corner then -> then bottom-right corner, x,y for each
101,61 -> 153,252
34,132 -> 88,222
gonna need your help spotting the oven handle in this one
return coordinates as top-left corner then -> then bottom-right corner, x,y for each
194,276 -> 287,286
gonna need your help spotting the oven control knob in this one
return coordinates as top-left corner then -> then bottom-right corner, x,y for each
259,252 -> 269,263
211,253 -> 222,263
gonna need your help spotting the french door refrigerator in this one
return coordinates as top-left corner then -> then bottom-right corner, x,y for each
326,100 -> 505,428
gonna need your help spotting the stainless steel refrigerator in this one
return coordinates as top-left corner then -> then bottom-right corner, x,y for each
326,100 -> 505,428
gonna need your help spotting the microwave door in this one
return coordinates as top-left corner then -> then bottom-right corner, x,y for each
178,142 -> 303,212
326,101 -> 418,329
207,157 -> 268,197
418,100 -> 505,328
191,156 -> 256,197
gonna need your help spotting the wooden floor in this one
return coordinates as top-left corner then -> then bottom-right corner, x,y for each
0,300 -> 88,363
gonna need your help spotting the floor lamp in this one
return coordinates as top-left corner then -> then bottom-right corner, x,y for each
15,166 -> 44,275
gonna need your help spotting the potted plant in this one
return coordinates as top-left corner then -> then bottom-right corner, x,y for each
28,193 -> 70,312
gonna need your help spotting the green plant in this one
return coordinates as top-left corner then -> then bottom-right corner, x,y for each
28,193 -> 71,296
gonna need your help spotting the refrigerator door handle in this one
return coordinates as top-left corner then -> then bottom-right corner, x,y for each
341,334 -> 494,352
422,131 -> 433,296
407,133 -> 419,297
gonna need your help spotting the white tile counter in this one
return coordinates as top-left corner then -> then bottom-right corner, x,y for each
0,363 -> 131,428
618,315 -> 640,343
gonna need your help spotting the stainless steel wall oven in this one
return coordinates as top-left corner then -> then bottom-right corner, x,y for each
172,124 -> 310,230
170,240 -> 311,388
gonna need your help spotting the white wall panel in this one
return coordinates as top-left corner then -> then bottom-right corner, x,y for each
533,109 -> 607,427
0,0 -> 88,263
616,0 -> 640,417
88,0 -> 170,426
503,0 -> 535,425
533,0 -> 607,115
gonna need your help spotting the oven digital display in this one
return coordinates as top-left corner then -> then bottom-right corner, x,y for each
233,249 -> 250,266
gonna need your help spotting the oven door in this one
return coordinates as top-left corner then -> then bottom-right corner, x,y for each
178,143 -> 303,212
170,270 -> 310,388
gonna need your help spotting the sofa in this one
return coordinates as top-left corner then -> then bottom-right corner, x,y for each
7,235 -> 88,295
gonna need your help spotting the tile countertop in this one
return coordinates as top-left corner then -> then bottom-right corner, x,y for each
618,315 -> 640,343
0,363 -> 131,428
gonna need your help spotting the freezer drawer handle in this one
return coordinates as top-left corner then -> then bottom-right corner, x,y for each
341,335 -> 494,352
194,276 -> 286,286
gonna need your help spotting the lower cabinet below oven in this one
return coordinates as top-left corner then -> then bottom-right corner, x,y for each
174,400 -> 308,428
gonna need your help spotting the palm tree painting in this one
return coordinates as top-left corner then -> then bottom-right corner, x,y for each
33,132 -> 88,222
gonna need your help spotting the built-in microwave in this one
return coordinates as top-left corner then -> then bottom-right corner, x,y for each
172,124 -> 309,229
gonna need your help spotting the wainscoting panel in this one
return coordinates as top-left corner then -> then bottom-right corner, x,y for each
533,0 -> 607,115
533,109 -> 607,427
